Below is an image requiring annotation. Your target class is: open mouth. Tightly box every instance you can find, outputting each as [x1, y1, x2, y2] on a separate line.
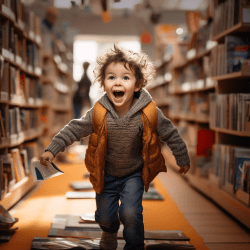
[113, 91, 124, 98]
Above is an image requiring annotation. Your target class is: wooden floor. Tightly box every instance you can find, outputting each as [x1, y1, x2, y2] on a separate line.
[9, 163, 250, 250]
[157, 168, 250, 250]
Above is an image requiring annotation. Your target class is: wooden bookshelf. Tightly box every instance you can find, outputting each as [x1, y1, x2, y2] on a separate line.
[150, 0, 250, 229]
[0, 2, 43, 210]
[0, 175, 35, 210]
[0, 2, 73, 211]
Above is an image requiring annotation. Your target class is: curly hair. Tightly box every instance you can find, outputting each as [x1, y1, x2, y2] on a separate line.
[93, 45, 155, 90]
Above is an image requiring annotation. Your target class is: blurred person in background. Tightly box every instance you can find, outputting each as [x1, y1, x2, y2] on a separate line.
[73, 62, 92, 118]
[41, 6, 61, 39]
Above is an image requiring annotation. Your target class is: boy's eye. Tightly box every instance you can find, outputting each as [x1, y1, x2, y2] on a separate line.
[123, 76, 129, 80]
[108, 76, 115, 80]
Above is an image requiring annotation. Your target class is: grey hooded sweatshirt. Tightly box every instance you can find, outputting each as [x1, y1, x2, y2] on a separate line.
[45, 89, 190, 177]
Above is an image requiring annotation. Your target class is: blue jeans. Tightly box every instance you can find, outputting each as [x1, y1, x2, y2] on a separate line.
[95, 170, 145, 250]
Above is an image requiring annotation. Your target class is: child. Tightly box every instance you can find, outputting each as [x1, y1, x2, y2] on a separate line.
[40, 45, 190, 250]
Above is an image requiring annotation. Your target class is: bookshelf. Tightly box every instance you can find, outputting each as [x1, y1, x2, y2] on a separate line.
[149, 0, 250, 229]
[0, 2, 74, 210]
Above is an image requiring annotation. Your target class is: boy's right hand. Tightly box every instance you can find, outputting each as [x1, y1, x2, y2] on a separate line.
[40, 151, 54, 166]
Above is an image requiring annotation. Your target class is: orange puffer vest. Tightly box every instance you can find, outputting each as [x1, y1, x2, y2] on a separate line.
[85, 101, 167, 194]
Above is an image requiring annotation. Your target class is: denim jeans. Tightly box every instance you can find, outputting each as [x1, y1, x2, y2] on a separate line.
[95, 170, 145, 250]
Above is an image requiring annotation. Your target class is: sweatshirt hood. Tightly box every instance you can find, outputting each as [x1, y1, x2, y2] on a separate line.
[98, 88, 153, 119]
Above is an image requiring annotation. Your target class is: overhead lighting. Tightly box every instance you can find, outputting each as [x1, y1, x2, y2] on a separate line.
[54, 0, 71, 8]
[176, 28, 183, 35]
[112, 0, 142, 9]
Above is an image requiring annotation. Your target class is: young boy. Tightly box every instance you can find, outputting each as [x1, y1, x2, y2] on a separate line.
[40, 45, 190, 250]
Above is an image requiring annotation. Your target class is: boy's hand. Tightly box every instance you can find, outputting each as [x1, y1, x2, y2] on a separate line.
[179, 164, 190, 174]
[40, 151, 54, 166]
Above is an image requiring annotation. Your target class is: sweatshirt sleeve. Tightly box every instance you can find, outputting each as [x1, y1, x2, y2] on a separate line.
[45, 107, 94, 157]
[156, 108, 190, 167]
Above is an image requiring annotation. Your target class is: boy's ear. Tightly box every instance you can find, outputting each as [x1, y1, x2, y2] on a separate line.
[135, 81, 143, 92]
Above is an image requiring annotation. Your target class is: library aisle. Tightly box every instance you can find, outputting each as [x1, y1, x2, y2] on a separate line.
[4, 147, 249, 250]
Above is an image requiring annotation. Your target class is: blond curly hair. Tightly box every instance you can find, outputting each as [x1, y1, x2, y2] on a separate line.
[93, 45, 155, 90]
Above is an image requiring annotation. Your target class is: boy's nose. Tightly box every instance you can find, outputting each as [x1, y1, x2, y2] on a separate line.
[115, 78, 122, 85]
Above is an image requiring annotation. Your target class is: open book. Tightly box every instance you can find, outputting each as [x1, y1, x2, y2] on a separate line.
[30, 160, 64, 182]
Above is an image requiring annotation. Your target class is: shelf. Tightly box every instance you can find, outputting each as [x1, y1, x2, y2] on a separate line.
[170, 84, 215, 95]
[169, 114, 209, 124]
[146, 80, 170, 91]
[213, 22, 250, 42]
[0, 175, 36, 210]
[0, 127, 44, 149]
[211, 71, 250, 81]
[155, 99, 171, 107]
[186, 174, 250, 229]
[210, 126, 250, 137]
[171, 49, 211, 70]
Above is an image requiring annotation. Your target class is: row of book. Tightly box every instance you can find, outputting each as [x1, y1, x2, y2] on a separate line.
[174, 34, 250, 83]
[0, 22, 42, 70]
[210, 35, 250, 77]
[212, 0, 250, 38]
[169, 92, 209, 121]
[0, 142, 41, 200]
[0, 62, 42, 103]
[212, 143, 250, 205]
[209, 93, 250, 132]
[0, 107, 39, 144]
[0, 0, 41, 40]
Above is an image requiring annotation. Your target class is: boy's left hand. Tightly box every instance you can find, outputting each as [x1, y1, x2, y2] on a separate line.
[179, 164, 190, 174]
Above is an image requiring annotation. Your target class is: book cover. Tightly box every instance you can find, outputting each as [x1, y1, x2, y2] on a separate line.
[30, 160, 64, 182]
[233, 45, 250, 72]
[233, 148, 250, 192]
[225, 36, 250, 74]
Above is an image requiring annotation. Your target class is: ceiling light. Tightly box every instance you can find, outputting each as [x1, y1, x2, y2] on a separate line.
[176, 28, 183, 35]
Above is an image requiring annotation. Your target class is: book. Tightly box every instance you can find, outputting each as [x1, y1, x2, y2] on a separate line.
[30, 237, 100, 250]
[225, 36, 250, 74]
[30, 160, 64, 182]
[30, 237, 195, 250]
[70, 181, 93, 190]
[0, 111, 6, 139]
[66, 188, 163, 200]
[49, 214, 190, 241]
[143, 187, 164, 200]
[0, 153, 16, 192]
[233, 148, 250, 192]
[233, 44, 250, 72]
[66, 191, 96, 199]
[79, 213, 95, 223]
[20, 149, 29, 175]
[0, 205, 18, 229]
[0, 158, 3, 200]
[10, 148, 26, 182]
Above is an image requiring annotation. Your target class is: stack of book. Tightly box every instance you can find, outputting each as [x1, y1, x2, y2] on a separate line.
[0, 205, 18, 242]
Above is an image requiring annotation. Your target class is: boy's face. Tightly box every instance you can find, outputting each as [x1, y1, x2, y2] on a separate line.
[104, 62, 140, 113]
